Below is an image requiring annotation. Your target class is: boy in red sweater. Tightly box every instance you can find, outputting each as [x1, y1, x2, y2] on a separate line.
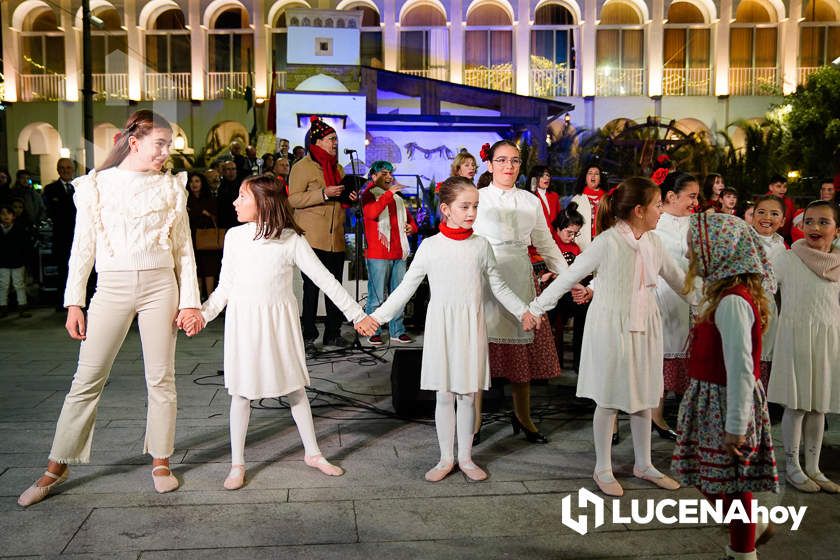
[361, 161, 418, 345]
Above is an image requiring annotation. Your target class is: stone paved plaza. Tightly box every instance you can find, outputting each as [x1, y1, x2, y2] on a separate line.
[1, 310, 838, 559]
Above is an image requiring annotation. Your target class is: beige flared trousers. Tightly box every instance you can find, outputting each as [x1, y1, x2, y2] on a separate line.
[49, 268, 179, 463]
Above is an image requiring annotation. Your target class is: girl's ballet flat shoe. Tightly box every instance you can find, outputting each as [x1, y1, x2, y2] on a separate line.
[460, 464, 488, 482]
[152, 465, 179, 494]
[806, 473, 840, 494]
[593, 471, 623, 497]
[223, 465, 246, 490]
[424, 463, 455, 482]
[633, 467, 680, 490]
[304, 454, 344, 477]
[784, 472, 820, 493]
[17, 469, 69, 507]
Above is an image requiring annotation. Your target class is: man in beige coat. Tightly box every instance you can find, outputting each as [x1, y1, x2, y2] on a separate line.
[288, 117, 357, 348]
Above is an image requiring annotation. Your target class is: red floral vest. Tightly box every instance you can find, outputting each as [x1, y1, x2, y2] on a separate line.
[687, 285, 762, 385]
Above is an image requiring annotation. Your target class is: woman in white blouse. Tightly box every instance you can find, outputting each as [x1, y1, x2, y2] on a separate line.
[18, 110, 203, 507]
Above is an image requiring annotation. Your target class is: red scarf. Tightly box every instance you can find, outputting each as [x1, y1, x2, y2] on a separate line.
[439, 220, 473, 240]
[583, 186, 604, 204]
[309, 144, 342, 188]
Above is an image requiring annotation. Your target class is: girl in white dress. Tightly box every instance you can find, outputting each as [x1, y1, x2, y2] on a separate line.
[198, 175, 369, 490]
[359, 177, 538, 482]
[651, 172, 700, 439]
[528, 177, 689, 497]
[768, 201, 840, 494]
[751, 195, 788, 389]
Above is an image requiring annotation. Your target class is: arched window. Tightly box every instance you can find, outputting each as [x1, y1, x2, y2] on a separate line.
[208, 6, 253, 99]
[342, 3, 383, 67]
[800, 0, 840, 82]
[19, 6, 66, 101]
[90, 6, 128, 100]
[465, 2, 514, 92]
[531, 2, 577, 97]
[399, 3, 449, 80]
[730, 0, 780, 95]
[662, 1, 711, 95]
[596, 0, 645, 96]
[270, 2, 310, 72]
[145, 8, 191, 99]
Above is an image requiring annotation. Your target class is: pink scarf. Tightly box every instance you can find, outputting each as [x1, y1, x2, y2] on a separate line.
[615, 221, 659, 332]
[791, 240, 840, 282]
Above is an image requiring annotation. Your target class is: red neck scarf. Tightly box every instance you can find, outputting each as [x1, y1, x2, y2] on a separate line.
[583, 186, 604, 201]
[439, 220, 473, 240]
[309, 144, 341, 188]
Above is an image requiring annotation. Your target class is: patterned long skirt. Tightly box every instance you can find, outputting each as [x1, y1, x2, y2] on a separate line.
[663, 357, 689, 394]
[671, 378, 779, 495]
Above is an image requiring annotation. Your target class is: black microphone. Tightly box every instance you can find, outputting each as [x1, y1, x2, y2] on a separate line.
[344, 148, 357, 155]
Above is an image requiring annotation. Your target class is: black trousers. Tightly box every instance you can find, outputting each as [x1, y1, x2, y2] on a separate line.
[550, 294, 589, 372]
[301, 248, 346, 341]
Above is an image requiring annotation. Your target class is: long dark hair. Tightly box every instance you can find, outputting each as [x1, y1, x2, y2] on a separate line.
[595, 177, 660, 234]
[575, 163, 603, 195]
[99, 110, 172, 171]
[243, 174, 304, 239]
[528, 165, 551, 193]
[186, 172, 212, 200]
[702, 173, 723, 200]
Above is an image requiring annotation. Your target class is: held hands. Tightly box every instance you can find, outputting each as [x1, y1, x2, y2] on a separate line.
[571, 284, 592, 305]
[355, 315, 380, 337]
[521, 311, 541, 332]
[66, 306, 86, 340]
[723, 432, 747, 460]
[175, 308, 205, 337]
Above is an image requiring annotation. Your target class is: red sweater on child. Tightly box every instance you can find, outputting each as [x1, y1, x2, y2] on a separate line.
[361, 185, 418, 260]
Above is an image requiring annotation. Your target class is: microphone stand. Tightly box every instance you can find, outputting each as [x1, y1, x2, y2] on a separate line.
[311, 149, 386, 362]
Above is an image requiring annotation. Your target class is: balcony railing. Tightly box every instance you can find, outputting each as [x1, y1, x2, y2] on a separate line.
[206, 72, 251, 100]
[92, 73, 129, 101]
[729, 67, 780, 96]
[797, 66, 821, 85]
[595, 68, 645, 96]
[531, 67, 576, 97]
[463, 67, 514, 93]
[662, 67, 712, 96]
[399, 67, 450, 81]
[145, 72, 191, 100]
[19, 74, 66, 101]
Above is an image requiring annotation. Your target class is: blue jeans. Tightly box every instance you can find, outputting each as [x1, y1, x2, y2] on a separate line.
[365, 258, 407, 337]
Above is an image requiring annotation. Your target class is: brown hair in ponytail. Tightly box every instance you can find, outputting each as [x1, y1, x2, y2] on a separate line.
[595, 176, 660, 235]
[98, 110, 173, 171]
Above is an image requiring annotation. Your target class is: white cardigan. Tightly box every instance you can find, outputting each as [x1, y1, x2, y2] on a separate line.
[64, 168, 201, 309]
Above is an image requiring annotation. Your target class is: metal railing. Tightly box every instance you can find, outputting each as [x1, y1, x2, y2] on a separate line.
[530, 67, 576, 97]
[797, 66, 820, 85]
[206, 72, 251, 100]
[399, 67, 450, 81]
[729, 67, 780, 96]
[463, 67, 514, 93]
[145, 72, 191, 100]
[92, 73, 129, 101]
[594, 67, 645, 96]
[662, 67, 712, 96]
[19, 74, 66, 101]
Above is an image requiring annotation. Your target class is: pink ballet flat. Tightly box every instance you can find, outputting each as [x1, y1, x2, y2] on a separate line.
[633, 466, 680, 490]
[424, 462, 454, 482]
[152, 465, 179, 494]
[17, 469, 69, 507]
[304, 454, 344, 477]
[223, 465, 246, 490]
[460, 462, 488, 482]
[593, 470, 623, 497]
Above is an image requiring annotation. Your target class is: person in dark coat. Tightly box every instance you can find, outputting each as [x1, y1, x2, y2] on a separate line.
[42, 158, 78, 304]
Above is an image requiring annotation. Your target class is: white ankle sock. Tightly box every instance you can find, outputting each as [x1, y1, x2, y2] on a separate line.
[456, 393, 476, 466]
[782, 408, 806, 478]
[229, 395, 252, 466]
[287, 389, 321, 457]
[803, 411, 825, 476]
[593, 406, 618, 481]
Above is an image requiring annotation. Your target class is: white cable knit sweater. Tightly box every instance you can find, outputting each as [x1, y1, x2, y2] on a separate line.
[63, 167, 201, 309]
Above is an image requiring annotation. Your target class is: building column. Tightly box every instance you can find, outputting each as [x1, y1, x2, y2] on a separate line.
[647, 0, 664, 97]
[60, 0, 79, 102]
[714, 0, 732, 96]
[124, 0, 142, 100]
[580, 0, 597, 97]
[514, 0, 531, 95]
[383, 0, 398, 71]
[189, 0, 205, 100]
[450, 0, 465, 84]
[2, 1, 19, 101]
[252, 0, 267, 98]
[781, 0, 802, 94]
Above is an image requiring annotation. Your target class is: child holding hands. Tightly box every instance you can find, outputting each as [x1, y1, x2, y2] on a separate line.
[358, 177, 539, 482]
[196, 175, 370, 490]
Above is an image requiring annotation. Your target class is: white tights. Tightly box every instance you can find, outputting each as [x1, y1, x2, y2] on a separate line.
[434, 391, 477, 467]
[781, 407, 826, 479]
[593, 406, 663, 482]
[229, 389, 321, 465]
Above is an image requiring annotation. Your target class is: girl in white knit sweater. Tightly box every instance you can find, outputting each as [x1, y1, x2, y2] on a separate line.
[196, 175, 369, 490]
[18, 110, 203, 507]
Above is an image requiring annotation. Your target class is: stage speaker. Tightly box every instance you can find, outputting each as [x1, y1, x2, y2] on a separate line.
[390, 348, 505, 418]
